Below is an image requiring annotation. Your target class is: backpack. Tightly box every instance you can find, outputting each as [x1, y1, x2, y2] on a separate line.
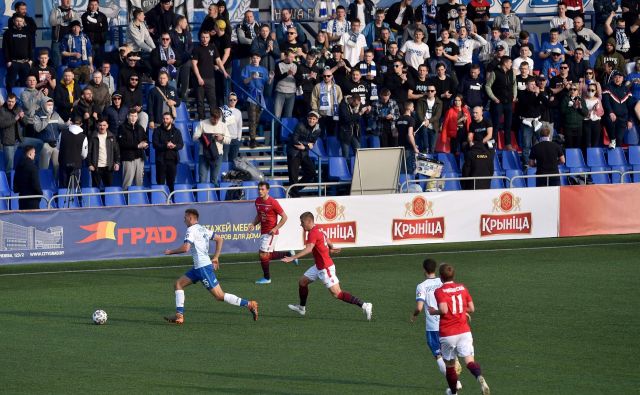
[225, 183, 245, 201]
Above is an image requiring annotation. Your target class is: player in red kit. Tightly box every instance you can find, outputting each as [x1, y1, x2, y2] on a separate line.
[248, 181, 296, 284]
[429, 263, 490, 395]
[282, 212, 373, 320]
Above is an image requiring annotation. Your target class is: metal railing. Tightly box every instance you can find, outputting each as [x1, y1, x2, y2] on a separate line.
[166, 184, 287, 203]
[286, 182, 352, 198]
[400, 175, 512, 192]
[621, 171, 640, 183]
[0, 194, 49, 211]
[510, 170, 625, 186]
[48, 188, 169, 209]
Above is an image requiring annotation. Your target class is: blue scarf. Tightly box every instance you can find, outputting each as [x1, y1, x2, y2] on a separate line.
[319, 81, 338, 115]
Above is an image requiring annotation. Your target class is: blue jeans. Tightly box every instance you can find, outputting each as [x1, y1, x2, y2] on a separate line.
[341, 136, 360, 158]
[520, 123, 537, 165]
[404, 149, 417, 175]
[417, 128, 437, 153]
[223, 139, 241, 163]
[3, 145, 17, 173]
[491, 101, 513, 145]
[199, 155, 223, 186]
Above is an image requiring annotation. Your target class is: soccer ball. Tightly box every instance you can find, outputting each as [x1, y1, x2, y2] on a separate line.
[92, 309, 108, 325]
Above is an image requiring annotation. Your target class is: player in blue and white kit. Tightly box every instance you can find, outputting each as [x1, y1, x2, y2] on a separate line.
[164, 208, 259, 324]
[411, 258, 462, 391]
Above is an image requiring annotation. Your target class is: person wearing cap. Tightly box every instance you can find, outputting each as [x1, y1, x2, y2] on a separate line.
[594, 38, 626, 77]
[146, 0, 178, 42]
[286, 111, 321, 198]
[60, 19, 94, 84]
[126, 8, 156, 54]
[3, 15, 34, 94]
[541, 48, 565, 80]
[49, 0, 81, 68]
[117, 72, 149, 130]
[103, 91, 128, 136]
[242, 52, 273, 148]
[539, 28, 565, 60]
[480, 26, 508, 66]
[602, 71, 635, 149]
[492, 0, 521, 40]
[81, 0, 108, 67]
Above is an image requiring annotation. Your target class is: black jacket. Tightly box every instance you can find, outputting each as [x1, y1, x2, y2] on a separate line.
[118, 121, 148, 161]
[0, 104, 24, 146]
[348, 0, 375, 25]
[518, 90, 548, 119]
[13, 156, 42, 196]
[72, 98, 100, 135]
[145, 3, 178, 41]
[103, 104, 129, 136]
[81, 10, 108, 45]
[147, 84, 181, 124]
[338, 100, 362, 143]
[117, 86, 143, 110]
[88, 130, 120, 170]
[385, 2, 415, 31]
[287, 121, 321, 157]
[53, 80, 82, 122]
[152, 124, 184, 164]
[2, 26, 33, 61]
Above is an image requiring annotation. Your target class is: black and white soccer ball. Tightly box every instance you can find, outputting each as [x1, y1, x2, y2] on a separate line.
[92, 309, 108, 325]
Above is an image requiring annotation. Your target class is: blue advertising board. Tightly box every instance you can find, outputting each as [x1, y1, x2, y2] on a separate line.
[0, 202, 260, 265]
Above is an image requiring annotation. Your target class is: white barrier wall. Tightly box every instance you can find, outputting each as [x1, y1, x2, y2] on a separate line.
[277, 188, 560, 250]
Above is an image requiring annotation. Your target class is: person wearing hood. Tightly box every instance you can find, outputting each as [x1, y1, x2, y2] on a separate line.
[0, 93, 25, 174]
[594, 38, 626, 77]
[53, 68, 82, 122]
[88, 118, 120, 189]
[29, 97, 67, 174]
[60, 19, 94, 84]
[103, 92, 128, 136]
[147, 70, 180, 130]
[116, 72, 149, 130]
[87, 70, 110, 113]
[20, 75, 46, 119]
[118, 108, 148, 189]
[58, 115, 88, 188]
[72, 87, 100, 135]
[152, 112, 183, 192]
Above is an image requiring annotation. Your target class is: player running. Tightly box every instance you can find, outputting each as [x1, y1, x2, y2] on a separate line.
[164, 208, 259, 324]
[248, 181, 297, 284]
[282, 212, 373, 320]
[411, 258, 462, 391]
[428, 263, 490, 395]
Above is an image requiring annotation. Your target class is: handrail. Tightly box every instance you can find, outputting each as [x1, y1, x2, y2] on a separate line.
[286, 182, 352, 198]
[0, 194, 48, 211]
[510, 170, 624, 186]
[400, 175, 511, 192]
[49, 189, 169, 209]
[166, 184, 288, 203]
[621, 171, 640, 183]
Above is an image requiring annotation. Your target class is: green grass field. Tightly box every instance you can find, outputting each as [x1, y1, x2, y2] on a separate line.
[1, 235, 639, 394]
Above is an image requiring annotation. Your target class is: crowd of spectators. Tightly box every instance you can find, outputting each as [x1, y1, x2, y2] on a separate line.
[1, 0, 640, 208]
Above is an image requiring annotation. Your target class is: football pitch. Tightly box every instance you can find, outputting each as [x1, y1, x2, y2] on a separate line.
[1, 235, 638, 394]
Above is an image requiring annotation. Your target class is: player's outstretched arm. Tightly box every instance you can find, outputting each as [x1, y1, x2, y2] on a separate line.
[210, 235, 223, 270]
[164, 242, 190, 255]
[411, 301, 424, 322]
[327, 239, 341, 254]
[282, 243, 314, 263]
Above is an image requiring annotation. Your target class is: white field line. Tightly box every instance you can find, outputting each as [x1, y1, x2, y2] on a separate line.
[0, 241, 637, 277]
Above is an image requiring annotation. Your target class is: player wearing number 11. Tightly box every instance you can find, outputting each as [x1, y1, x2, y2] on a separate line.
[429, 263, 490, 395]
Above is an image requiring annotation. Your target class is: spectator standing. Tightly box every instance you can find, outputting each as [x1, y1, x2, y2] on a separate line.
[192, 108, 229, 186]
[593, 0, 619, 41]
[397, 101, 418, 174]
[88, 118, 120, 189]
[147, 70, 180, 130]
[550, 3, 573, 34]
[60, 20, 94, 84]
[441, 95, 471, 155]
[72, 87, 100, 135]
[212, 19, 232, 101]
[81, 0, 108, 67]
[30, 49, 57, 96]
[372, 88, 400, 147]
[415, 0, 438, 47]
[468, 0, 491, 36]
[417, 84, 442, 154]
[57, 116, 88, 188]
[529, 127, 565, 187]
[314, 0, 339, 32]
[604, 12, 633, 59]
[152, 112, 183, 192]
[602, 71, 635, 149]
[311, 70, 343, 137]
[3, 15, 34, 94]
[236, 11, 261, 68]
[363, 9, 394, 48]
[191, 31, 228, 120]
[127, 9, 156, 54]
[12, 145, 42, 210]
[348, 0, 374, 29]
[20, 76, 46, 119]
[453, 27, 486, 81]
[169, 16, 193, 101]
[385, 0, 415, 40]
[117, 73, 149, 130]
[582, 82, 604, 150]
[118, 109, 148, 189]
[518, 78, 548, 165]
[273, 50, 300, 130]
[594, 39, 626, 77]
[338, 94, 366, 158]
[297, 52, 322, 117]
[400, 28, 430, 76]
[325, 45, 352, 89]
[251, 25, 280, 73]
[49, 0, 81, 68]
[564, 0, 584, 20]
[53, 69, 82, 122]
[492, 1, 521, 43]
[287, 111, 321, 198]
[8, 2, 37, 44]
[0, 94, 25, 174]
[31, 98, 67, 173]
[560, 16, 602, 61]
[560, 83, 588, 149]
[100, 62, 116, 95]
[327, 6, 351, 44]
[146, 0, 178, 42]
[486, 57, 517, 150]
[103, 92, 128, 136]
[275, 9, 307, 48]
[150, 33, 182, 84]
[339, 19, 367, 67]
[87, 71, 110, 114]
[221, 93, 242, 163]
[457, 64, 485, 111]
[242, 53, 273, 148]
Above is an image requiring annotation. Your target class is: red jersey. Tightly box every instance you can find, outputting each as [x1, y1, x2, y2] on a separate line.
[255, 196, 284, 235]
[434, 281, 473, 337]
[306, 226, 334, 270]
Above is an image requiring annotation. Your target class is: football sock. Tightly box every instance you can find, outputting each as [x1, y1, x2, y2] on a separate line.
[223, 293, 248, 307]
[175, 290, 185, 314]
[445, 366, 458, 394]
[299, 285, 309, 306]
[436, 357, 446, 375]
[467, 361, 482, 378]
[270, 251, 286, 260]
[259, 256, 270, 279]
[337, 291, 364, 307]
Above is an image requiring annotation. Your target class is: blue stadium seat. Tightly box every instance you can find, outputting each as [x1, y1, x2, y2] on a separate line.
[589, 167, 611, 184]
[176, 121, 192, 148]
[127, 186, 149, 205]
[0, 151, 4, 171]
[40, 189, 55, 209]
[0, 171, 9, 195]
[175, 103, 189, 123]
[328, 157, 352, 181]
[81, 187, 103, 207]
[219, 182, 235, 201]
[173, 184, 195, 203]
[367, 135, 381, 148]
[565, 148, 589, 172]
[526, 167, 537, 188]
[196, 182, 218, 202]
[267, 180, 286, 199]
[624, 124, 639, 145]
[529, 32, 540, 52]
[326, 136, 342, 157]
[9, 192, 19, 210]
[607, 148, 632, 183]
[437, 153, 460, 174]
[175, 163, 194, 184]
[586, 147, 609, 168]
[104, 186, 126, 206]
[81, 166, 92, 188]
[491, 173, 504, 189]
[280, 117, 298, 143]
[493, 151, 505, 175]
[501, 150, 522, 170]
[12, 87, 25, 98]
[150, 184, 170, 204]
[39, 168, 57, 191]
[243, 181, 258, 200]
[178, 144, 193, 165]
[56, 188, 80, 208]
[442, 172, 461, 191]
[309, 138, 328, 163]
[506, 170, 526, 188]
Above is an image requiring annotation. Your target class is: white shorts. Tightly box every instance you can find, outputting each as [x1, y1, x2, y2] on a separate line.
[303, 265, 340, 288]
[259, 234, 278, 252]
[440, 332, 474, 361]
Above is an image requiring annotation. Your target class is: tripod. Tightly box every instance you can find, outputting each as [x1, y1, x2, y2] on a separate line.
[64, 167, 82, 208]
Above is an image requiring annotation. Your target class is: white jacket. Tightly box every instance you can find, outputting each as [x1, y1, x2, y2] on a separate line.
[192, 119, 230, 155]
